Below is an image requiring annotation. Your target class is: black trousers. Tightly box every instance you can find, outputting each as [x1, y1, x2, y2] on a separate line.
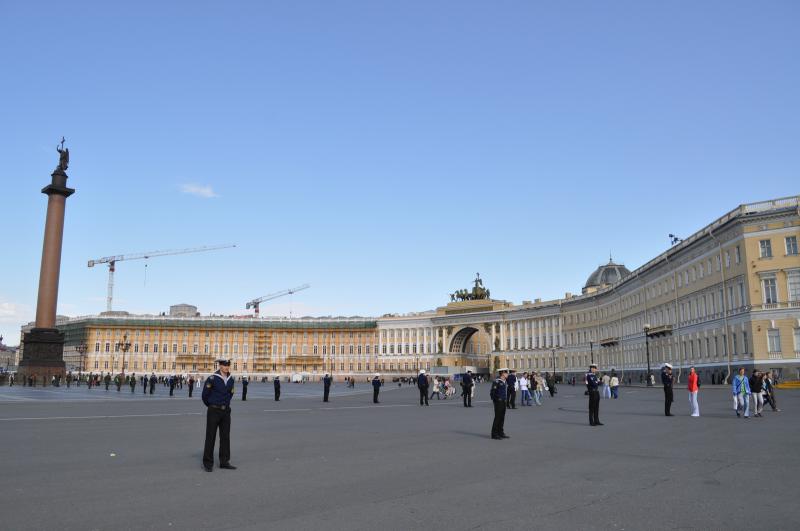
[189, 386, 193, 398]
[130, 385, 135, 393]
[463, 385, 472, 407]
[507, 389, 516, 409]
[419, 387, 429, 405]
[150, 385, 155, 394]
[323, 386, 330, 402]
[242, 388, 247, 401]
[274, 388, 280, 401]
[491, 400, 506, 437]
[664, 386, 673, 415]
[203, 407, 231, 468]
[169, 386, 174, 396]
[373, 388, 379, 403]
[766, 392, 777, 411]
[589, 389, 600, 425]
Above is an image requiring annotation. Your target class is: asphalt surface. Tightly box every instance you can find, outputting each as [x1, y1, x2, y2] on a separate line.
[0, 382, 798, 531]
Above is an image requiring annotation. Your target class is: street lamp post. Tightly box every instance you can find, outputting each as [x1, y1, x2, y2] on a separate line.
[589, 341, 594, 366]
[75, 343, 88, 374]
[644, 325, 652, 386]
[551, 348, 556, 381]
[115, 333, 131, 382]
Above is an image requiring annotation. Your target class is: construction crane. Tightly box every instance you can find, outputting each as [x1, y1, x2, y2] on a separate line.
[88, 244, 236, 312]
[246, 284, 310, 317]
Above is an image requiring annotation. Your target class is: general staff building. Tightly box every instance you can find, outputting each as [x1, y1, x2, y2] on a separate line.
[20, 196, 800, 383]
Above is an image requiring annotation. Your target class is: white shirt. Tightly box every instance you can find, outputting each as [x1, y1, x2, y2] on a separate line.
[519, 377, 529, 391]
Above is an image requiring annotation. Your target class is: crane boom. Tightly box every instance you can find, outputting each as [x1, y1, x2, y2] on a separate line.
[88, 244, 236, 311]
[246, 284, 310, 316]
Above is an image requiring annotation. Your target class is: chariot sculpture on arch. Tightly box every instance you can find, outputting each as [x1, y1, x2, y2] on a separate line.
[450, 273, 491, 301]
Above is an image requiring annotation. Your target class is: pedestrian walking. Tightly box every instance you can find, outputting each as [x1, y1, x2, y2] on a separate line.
[417, 370, 429, 406]
[586, 364, 602, 426]
[601, 373, 611, 399]
[202, 359, 236, 472]
[188, 375, 195, 398]
[462, 370, 474, 407]
[323, 373, 332, 402]
[241, 376, 248, 401]
[661, 363, 674, 416]
[749, 370, 764, 417]
[273, 376, 281, 401]
[129, 373, 136, 393]
[506, 370, 517, 409]
[545, 372, 556, 397]
[763, 371, 780, 412]
[687, 366, 700, 417]
[490, 368, 510, 440]
[372, 373, 381, 403]
[169, 375, 175, 397]
[429, 377, 441, 400]
[149, 373, 157, 395]
[733, 367, 751, 418]
[519, 373, 532, 406]
[610, 372, 619, 399]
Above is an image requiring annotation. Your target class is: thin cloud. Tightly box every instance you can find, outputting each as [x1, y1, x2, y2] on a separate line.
[180, 183, 219, 198]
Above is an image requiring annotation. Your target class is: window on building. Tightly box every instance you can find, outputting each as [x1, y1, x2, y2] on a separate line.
[762, 277, 778, 304]
[767, 329, 781, 353]
[759, 239, 772, 258]
[735, 245, 741, 264]
[786, 236, 799, 256]
[794, 328, 800, 353]
[788, 271, 800, 302]
[742, 331, 748, 356]
[94, 342, 100, 352]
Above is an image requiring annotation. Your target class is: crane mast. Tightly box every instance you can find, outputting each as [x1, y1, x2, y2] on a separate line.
[88, 244, 236, 311]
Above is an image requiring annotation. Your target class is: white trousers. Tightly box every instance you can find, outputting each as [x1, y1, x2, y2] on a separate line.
[689, 391, 699, 416]
[751, 393, 764, 415]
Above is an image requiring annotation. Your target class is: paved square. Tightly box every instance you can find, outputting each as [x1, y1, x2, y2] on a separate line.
[1, 382, 798, 530]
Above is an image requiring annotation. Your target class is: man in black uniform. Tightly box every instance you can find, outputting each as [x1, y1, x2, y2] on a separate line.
[104, 373, 111, 391]
[586, 363, 602, 426]
[661, 363, 674, 416]
[371, 373, 381, 403]
[169, 375, 175, 397]
[202, 359, 236, 472]
[241, 376, 248, 401]
[323, 373, 332, 402]
[149, 373, 157, 395]
[506, 370, 517, 409]
[462, 370, 474, 407]
[273, 376, 281, 401]
[417, 370, 429, 406]
[188, 375, 195, 398]
[490, 368, 509, 440]
[129, 373, 136, 393]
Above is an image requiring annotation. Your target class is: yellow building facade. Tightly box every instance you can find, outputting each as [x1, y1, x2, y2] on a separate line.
[21, 196, 800, 382]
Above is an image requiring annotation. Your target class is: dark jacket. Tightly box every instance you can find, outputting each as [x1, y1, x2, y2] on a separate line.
[372, 378, 381, 389]
[202, 371, 235, 407]
[749, 375, 763, 393]
[661, 370, 673, 387]
[323, 376, 332, 388]
[586, 372, 599, 391]
[462, 373, 473, 387]
[417, 374, 428, 388]
[490, 378, 508, 401]
[274, 379, 281, 389]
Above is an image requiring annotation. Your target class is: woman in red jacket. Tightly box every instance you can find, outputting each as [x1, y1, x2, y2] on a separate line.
[687, 366, 700, 417]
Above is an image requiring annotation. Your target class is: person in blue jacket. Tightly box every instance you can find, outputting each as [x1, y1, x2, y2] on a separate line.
[586, 364, 602, 426]
[372, 373, 382, 403]
[201, 359, 236, 472]
[732, 366, 752, 418]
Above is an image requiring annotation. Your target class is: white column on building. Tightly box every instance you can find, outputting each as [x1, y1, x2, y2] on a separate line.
[499, 322, 506, 352]
[558, 316, 563, 347]
[491, 323, 497, 352]
[524, 320, 530, 349]
[544, 318, 550, 348]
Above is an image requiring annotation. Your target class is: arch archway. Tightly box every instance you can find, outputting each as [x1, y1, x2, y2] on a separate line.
[449, 326, 479, 353]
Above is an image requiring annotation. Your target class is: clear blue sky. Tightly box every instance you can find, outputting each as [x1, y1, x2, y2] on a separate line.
[1, 1, 798, 345]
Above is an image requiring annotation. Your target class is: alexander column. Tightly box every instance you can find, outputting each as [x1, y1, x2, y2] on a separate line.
[18, 138, 75, 386]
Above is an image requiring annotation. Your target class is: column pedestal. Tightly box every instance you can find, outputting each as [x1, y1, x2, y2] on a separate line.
[18, 328, 66, 386]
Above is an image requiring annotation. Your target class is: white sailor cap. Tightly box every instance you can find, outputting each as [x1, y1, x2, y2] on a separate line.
[664, 363, 673, 369]
[497, 367, 510, 373]
[419, 369, 426, 374]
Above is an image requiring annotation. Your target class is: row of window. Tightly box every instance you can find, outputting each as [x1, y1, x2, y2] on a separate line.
[760, 236, 798, 258]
